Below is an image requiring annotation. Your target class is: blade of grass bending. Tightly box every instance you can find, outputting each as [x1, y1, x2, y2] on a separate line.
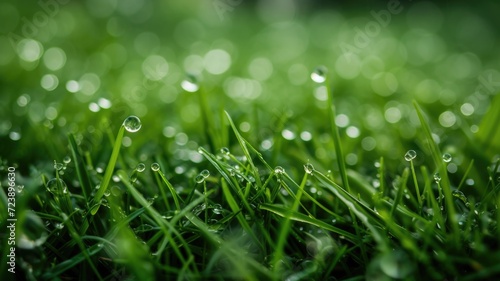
[61, 213, 103, 280]
[325, 76, 350, 192]
[271, 172, 309, 273]
[409, 159, 423, 209]
[324, 76, 368, 261]
[413, 101, 459, 240]
[117, 170, 198, 273]
[41, 243, 104, 280]
[220, 177, 263, 249]
[390, 167, 410, 217]
[259, 203, 357, 242]
[68, 133, 92, 201]
[156, 169, 182, 212]
[225, 111, 262, 187]
[91, 125, 125, 215]
[313, 170, 388, 248]
[198, 86, 222, 151]
[457, 159, 474, 191]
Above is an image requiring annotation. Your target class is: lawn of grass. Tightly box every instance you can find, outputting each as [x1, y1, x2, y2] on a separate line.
[1, 1, 500, 280]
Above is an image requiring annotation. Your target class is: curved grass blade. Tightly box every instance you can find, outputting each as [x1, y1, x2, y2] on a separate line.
[91, 125, 125, 215]
[259, 203, 357, 242]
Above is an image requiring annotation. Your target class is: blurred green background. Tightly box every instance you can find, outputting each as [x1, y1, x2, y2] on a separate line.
[1, 0, 499, 177]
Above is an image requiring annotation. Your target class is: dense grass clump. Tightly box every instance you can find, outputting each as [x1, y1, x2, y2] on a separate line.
[2, 88, 499, 280]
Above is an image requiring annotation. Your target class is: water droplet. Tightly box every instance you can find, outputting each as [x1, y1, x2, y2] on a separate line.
[274, 166, 285, 175]
[63, 156, 71, 164]
[452, 190, 468, 204]
[220, 147, 230, 155]
[46, 178, 68, 194]
[433, 173, 441, 183]
[151, 163, 160, 172]
[442, 153, 452, 163]
[304, 163, 314, 175]
[195, 174, 205, 183]
[181, 73, 199, 92]
[404, 150, 417, 161]
[54, 161, 64, 171]
[123, 115, 142, 133]
[136, 163, 146, 172]
[212, 204, 223, 215]
[311, 65, 328, 83]
[200, 169, 210, 178]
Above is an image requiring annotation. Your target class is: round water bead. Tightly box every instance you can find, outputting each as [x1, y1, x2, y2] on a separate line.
[310, 65, 328, 83]
[63, 156, 71, 164]
[46, 178, 68, 194]
[200, 169, 210, 178]
[151, 163, 160, 172]
[452, 190, 468, 204]
[433, 173, 441, 183]
[304, 163, 314, 175]
[195, 174, 205, 183]
[54, 162, 64, 171]
[181, 74, 199, 92]
[404, 150, 417, 161]
[220, 147, 230, 155]
[274, 166, 285, 175]
[123, 115, 142, 133]
[442, 153, 452, 163]
[136, 163, 146, 172]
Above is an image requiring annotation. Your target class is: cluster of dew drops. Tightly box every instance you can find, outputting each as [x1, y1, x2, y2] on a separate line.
[403, 149, 469, 205]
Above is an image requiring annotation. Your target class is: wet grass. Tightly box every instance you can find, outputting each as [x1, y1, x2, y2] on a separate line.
[2, 77, 499, 280]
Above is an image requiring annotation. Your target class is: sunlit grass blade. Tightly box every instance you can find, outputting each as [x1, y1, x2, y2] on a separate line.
[90, 125, 125, 215]
[271, 172, 308, 272]
[390, 167, 409, 217]
[312, 169, 388, 248]
[225, 111, 262, 187]
[413, 101, 459, 240]
[259, 203, 357, 242]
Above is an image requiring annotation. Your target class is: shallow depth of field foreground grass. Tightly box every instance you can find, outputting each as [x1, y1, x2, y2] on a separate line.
[1, 1, 500, 280]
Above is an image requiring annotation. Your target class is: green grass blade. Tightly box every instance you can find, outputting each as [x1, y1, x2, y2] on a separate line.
[413, 101, 459, 240]
[313, 169, 388, 248]
[116, 170, 197, 272]
[68, 133, 92, 201]
[225, 111, 262, 187]
[259, 203, 357, 242]
[220, 177, 262, 248]
[41, 243, 104, 279]
[91, 125, 125, 215]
